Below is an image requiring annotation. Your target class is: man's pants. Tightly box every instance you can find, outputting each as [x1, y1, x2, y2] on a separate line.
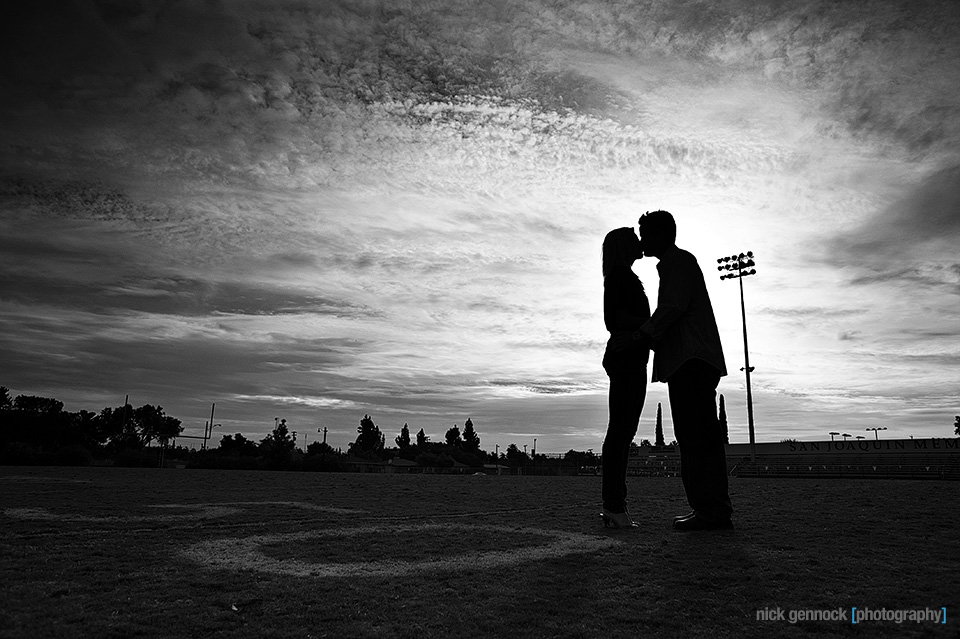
[667, 359, 733, 521]
[602, 370, 646, 513]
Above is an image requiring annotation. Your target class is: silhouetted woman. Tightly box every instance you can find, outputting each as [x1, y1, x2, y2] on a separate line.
[600, 227, 651, 528]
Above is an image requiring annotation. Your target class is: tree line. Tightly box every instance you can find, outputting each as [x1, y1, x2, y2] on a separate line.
[343, 414, 596, 471]
[219, 413, 601, 473]
[0, 387, 601, 472]
[0, 386, 184, 466]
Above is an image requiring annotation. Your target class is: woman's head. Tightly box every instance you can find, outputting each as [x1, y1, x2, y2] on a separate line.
[602, 227, 642, 277]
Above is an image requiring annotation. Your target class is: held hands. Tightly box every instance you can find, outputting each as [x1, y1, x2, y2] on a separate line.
[608, 331, 637, 353]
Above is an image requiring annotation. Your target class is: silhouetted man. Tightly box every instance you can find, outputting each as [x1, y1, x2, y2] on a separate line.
[635, 210, 733, 530]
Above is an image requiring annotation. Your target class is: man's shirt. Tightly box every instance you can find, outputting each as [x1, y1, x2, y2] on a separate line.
[640, 245, 727, 382]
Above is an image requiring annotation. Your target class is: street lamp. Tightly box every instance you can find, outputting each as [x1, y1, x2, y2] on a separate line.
[718, 251, 757, 459]
[829, 432, 840, 441]
[866, 427, 887, 440]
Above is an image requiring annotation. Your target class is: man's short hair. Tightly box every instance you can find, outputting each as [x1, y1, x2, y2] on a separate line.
[638, 210, 676, 243]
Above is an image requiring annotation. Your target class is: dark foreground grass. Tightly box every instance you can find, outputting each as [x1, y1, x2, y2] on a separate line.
[1, 466, 957, 639]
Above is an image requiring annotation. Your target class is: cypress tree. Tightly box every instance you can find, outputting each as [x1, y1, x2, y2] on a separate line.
[655, 403, 665, 447]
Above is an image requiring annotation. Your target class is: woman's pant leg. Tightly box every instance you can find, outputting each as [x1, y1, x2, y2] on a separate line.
[602, 370, 647, 512]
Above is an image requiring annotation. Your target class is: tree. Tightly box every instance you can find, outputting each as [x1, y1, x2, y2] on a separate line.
[396, 423, 411, 448]
[306, 440, 336, 456]
[415, 451, 440, 468]
[350, 414, 385, 457]
[718, 394, 729, 444]
[1, 393, 71, 450]
[505, 443, 529, 466]
[416, 428, 429, 448]
[655, 403, 665, 447]
[445, 425, 462, 448]
[219, 433, 259, 456]
[13, 395, 64, 414]
[132, 404, 183, 445]
[92, 405, 132, 451]
[563, 449, 600, 474]
[0, 392, 184, 457]
[93, 403, 181, 451]
[260, 419, 296, 467]
[462, 418, 480, 452]
[66, 410, 101, 450]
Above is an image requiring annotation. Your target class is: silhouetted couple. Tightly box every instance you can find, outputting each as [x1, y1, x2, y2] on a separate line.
[600, 210, 733, 531]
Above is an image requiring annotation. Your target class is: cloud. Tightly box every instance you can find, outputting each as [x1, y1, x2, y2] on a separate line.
[483, 378, 601, 396]
[233, 394, 357, 410]
[0, 304, 366, 406]
[826, 164, 960, 297]
[3, 0, 815, 191]
[837, 164, 960, 256]
[0, 180, 383, 319]
[554, 0, 960, 154]
[3, 0, 959, 449]
[758, 306, 863, 320]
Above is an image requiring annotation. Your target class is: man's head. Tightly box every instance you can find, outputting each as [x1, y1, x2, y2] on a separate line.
[637, 209, 676, 258]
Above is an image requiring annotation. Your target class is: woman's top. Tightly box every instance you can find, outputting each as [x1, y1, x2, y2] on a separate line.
[602, 269, 651, 374]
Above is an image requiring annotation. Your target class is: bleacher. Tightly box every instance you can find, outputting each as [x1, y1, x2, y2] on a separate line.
[730, 453, 960, 480]
[628, 455, 681, 477]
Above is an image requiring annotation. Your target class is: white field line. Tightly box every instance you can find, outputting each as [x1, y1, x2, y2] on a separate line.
[3, 505, 243, 523]
[180, 523, 622, 578]
[3, 501, 363, 523]
[0, 475, 90, 484]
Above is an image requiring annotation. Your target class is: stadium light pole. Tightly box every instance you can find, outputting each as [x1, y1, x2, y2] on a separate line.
[866, 427, 887, 440]
[718, 251, 757, 459]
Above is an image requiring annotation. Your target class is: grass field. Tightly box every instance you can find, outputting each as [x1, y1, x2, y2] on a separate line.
[1, 467, 957, 638]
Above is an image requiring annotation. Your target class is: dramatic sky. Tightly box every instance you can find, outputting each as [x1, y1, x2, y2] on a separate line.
[2, 0, 958, 452]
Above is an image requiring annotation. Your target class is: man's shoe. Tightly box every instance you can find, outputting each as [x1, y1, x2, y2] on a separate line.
[673, 511, 696, 522]
[672, 515, 734, 531]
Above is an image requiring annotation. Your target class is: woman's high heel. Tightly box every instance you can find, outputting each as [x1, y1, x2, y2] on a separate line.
[600, 509, 638, 529]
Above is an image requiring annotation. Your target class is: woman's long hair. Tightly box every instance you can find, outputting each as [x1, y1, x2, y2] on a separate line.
[602, 227, 639, 278]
